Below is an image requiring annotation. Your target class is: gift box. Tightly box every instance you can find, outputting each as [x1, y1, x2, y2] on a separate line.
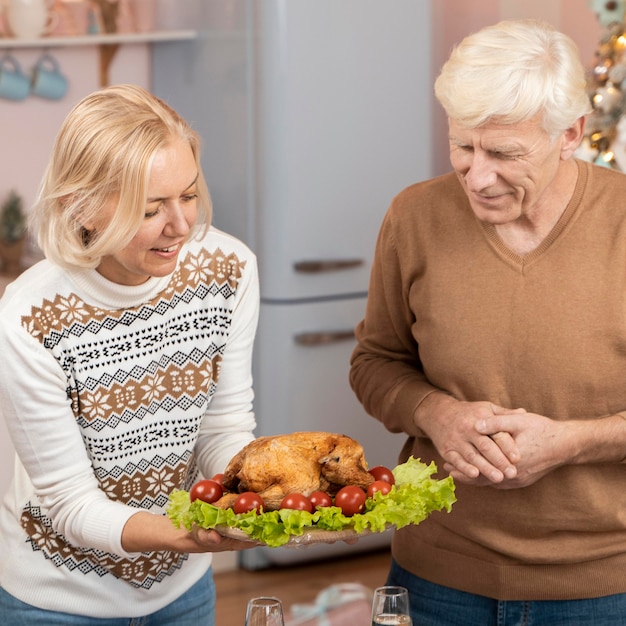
[286, 583, 372, 626]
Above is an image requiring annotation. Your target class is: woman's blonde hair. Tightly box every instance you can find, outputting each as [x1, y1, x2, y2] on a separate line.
[32, 84, 212, 269]
[434, 19, 592, 138]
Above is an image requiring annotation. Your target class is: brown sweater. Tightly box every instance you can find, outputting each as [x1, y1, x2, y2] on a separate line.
[350, 159, 626, 600]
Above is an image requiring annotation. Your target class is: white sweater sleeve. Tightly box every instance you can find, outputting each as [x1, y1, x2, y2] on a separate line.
[0, 318, 136, 558]
[194, 251, 259, 476]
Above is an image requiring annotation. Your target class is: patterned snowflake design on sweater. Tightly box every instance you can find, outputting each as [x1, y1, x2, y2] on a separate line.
[19, 247, 246, 588]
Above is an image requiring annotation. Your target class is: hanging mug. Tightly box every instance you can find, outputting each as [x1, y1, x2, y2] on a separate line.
[31, 53, 68, 100]
[0, 55, 30, 101]
[7, 0, 58, 39]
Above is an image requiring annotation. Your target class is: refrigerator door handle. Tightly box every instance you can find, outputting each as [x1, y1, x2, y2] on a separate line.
[294, 329, 356, 346]
[293, 258, 364, 273]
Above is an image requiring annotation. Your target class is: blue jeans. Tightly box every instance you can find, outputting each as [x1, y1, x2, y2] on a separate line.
[387, 559, 626, 626]
[0, 568, 215, 625]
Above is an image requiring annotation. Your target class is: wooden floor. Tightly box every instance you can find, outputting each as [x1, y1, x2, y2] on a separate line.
[214, 548, 391, 624]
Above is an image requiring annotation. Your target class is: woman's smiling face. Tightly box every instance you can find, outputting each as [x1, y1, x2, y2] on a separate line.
[96, 137, 199, 286]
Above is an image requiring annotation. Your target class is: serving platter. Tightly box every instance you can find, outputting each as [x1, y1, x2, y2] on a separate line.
[215, 524, 393, 548]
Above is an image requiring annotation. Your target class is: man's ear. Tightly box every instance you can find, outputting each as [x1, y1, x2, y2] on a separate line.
[561, 116, 586, 160]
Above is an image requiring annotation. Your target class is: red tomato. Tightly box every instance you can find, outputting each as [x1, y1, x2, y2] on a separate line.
[280, 493, 314, 513]
[233, 492, 264, 514]
[367, 480, 392, 499]
[189, 479, 223, 504]
[368, 465, 395, 485]
[211, 473, 225, 487]
[334, 485, 366, 516]
[309, 490, 333, 509]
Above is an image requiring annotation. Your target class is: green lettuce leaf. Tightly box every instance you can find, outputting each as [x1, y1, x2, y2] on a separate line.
[166, 456, 456, 548]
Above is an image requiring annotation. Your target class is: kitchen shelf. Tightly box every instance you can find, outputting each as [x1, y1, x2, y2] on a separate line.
[0, 30, 198, 49]
[0, 30, 198, 86]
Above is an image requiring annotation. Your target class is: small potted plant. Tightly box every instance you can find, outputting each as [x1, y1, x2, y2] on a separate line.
[0, 190, 26, 275]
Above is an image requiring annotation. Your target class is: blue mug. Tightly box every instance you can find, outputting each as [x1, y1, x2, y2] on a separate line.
[31, 54, 68, 101]
[0, 55, 30, 101]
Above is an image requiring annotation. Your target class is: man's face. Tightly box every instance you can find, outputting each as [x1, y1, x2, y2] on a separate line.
[448, 116, 566, 226]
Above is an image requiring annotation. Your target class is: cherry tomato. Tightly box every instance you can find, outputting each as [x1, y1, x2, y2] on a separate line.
[368, 465, 395, 485]
[233, 492, 264, 514]
[211, 473, 225, 487]
[309, 490, 333, 509]
[334, 485, 366, 516]
[367, 480, 393, 498]
[280, 493, 314, 513]
[189, 479, 224, 504]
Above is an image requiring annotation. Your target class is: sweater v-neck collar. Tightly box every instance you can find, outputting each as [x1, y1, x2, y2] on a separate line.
[481, 159, 587, 267]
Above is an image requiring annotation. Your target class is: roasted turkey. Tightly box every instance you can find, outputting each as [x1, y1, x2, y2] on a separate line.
[213, 431, 375, 511]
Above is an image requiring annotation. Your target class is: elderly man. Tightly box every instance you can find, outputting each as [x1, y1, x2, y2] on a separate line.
[351, 19, 626, 625]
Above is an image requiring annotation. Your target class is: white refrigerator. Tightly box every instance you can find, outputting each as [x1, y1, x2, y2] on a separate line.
[153, 0, 433, 568]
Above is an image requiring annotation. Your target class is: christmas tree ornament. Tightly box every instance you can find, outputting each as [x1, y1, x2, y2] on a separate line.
[589, 0, 626, 27]
[577, 3, 626, 168]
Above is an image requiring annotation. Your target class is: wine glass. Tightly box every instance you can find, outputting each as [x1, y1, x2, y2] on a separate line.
[371, 585, 412, 625]
[244, 596, 285, 626]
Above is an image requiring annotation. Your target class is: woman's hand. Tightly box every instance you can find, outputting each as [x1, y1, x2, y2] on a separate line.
[190, 526, 257, 552]
[121, 512, 256, 554]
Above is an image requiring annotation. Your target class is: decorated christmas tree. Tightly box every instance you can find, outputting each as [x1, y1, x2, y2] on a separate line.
[578, 0, 626, 168]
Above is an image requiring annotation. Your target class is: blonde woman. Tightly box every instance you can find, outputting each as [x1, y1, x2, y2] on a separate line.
[0, 84, 258, 625]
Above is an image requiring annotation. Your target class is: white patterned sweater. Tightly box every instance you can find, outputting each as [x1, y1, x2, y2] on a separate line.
[0, 226, 258, 618]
